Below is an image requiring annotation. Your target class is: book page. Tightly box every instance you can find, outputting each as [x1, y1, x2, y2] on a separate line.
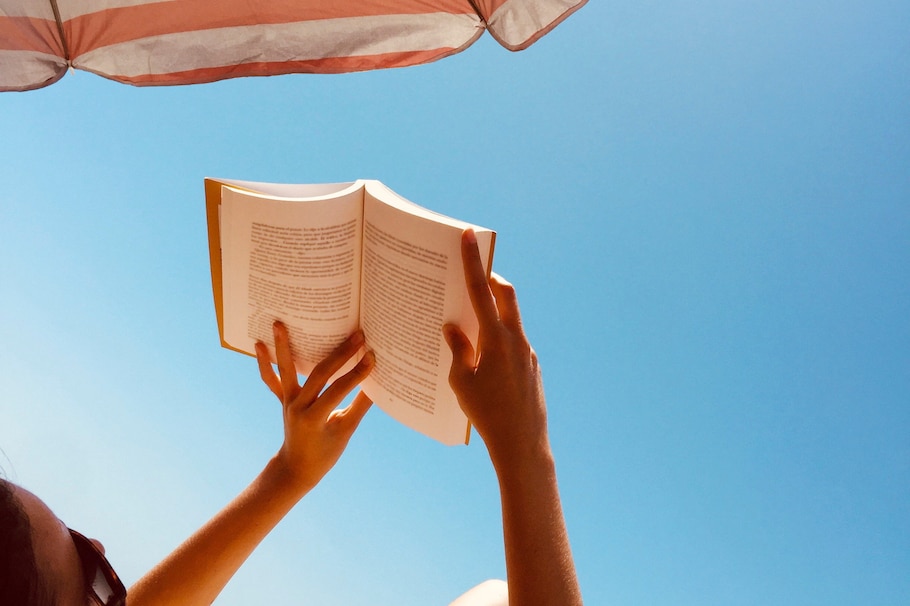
[220, 185, 364, 375]
[213, 178, 358, 199]
[359, 182, 494, 445]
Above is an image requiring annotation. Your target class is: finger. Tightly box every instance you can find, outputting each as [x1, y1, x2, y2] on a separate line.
[308, 350, 374, 421]
[255, 341, 282, 400]
[444, 323, 476, 387]
[297, 331, 366, 405]
[461, 229, 499, 329]
[332, 391, 373, 437]
[489, 273, 524, 333]
[273, 321, 299, 398]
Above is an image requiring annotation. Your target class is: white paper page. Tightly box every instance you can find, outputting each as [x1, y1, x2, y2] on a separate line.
[359, 188, 494, 445]
[213, 178, 360, 199]
[363, 180, 483, 227]
[220, 186, 364, 375]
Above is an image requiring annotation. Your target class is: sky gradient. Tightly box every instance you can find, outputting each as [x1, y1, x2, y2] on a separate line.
[1, 1, 908, 604]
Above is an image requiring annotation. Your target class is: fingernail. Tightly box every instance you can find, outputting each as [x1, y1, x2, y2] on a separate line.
[351, 330, 365, 346]
[464, 228, 477, 244]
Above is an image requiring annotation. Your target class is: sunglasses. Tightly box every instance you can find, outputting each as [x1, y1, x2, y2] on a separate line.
[68, 529, 127, 606]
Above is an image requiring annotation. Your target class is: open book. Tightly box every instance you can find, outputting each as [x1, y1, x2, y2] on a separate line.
[205, 178, 495, 445]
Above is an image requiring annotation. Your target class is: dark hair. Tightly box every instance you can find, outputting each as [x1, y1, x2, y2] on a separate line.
[0, 479, 50, 606]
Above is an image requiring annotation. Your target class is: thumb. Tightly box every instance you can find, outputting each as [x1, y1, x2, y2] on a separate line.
[334, 391, 373, 438]
[444, 324, 476, 388]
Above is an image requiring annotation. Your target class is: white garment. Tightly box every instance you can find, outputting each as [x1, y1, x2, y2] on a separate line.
[448, 580, 508, 606]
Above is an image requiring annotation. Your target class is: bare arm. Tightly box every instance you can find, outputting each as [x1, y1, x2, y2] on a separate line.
[444, 229, 583, 606]
[127, 324, 373, 606]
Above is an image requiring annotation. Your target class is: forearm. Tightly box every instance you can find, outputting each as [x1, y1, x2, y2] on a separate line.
[127, 457, 309, 606]
[493, 445, 583, 606]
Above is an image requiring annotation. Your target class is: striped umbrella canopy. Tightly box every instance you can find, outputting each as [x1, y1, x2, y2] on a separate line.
[1, 0, 586, 92]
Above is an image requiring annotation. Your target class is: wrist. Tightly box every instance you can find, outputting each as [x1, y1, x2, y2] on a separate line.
[488, 434, 557, 486]
[261, 454, 317, 502]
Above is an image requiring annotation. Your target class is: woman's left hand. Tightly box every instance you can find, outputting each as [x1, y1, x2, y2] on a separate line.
[256, 322, 374, 494]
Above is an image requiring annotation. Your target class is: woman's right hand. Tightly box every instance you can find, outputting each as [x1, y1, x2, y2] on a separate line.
[443, 229, 550, 468]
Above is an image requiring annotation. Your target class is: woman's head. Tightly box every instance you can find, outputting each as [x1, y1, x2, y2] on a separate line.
[1, 478, 49, 604]
[0, 479, 98, 606]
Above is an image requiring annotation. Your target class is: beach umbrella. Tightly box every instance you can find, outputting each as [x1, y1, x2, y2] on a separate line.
[0, 0, 586, 92]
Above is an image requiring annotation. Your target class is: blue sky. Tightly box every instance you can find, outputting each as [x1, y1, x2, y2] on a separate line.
[1, 1, 908, 604]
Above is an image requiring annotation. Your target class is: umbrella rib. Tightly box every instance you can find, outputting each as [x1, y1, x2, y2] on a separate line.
[465, 0, 489, 28]
[48, 0, 70, 61]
